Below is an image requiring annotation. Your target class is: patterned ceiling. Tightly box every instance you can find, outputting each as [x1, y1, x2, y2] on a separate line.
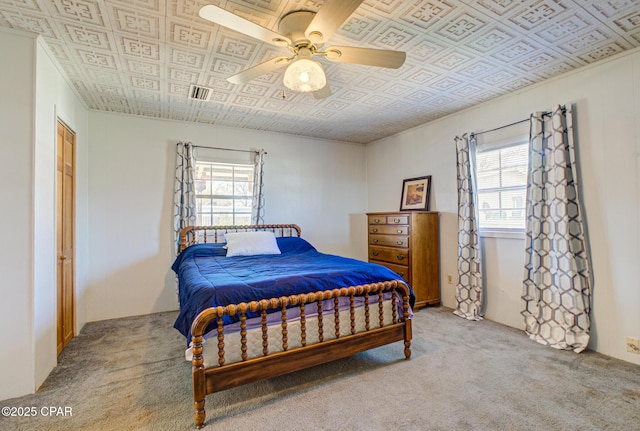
[1, 0, 639, 144]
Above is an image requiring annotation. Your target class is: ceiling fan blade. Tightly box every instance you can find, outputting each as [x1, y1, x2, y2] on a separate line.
[305, 0, 365, 44]
[199, 5, 291, 46]
[323, 46, 406, 69]
[227, 57, 291, 85]
[313, 83, 332, 100]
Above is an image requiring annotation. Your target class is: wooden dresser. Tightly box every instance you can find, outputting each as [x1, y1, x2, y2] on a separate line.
[367, 211, 440, 309]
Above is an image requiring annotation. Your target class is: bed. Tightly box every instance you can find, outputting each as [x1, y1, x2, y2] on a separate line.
[173, 224, 414, 429]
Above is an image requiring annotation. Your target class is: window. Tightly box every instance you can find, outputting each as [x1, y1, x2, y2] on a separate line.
[194, 161, 254, 226]
[476, 142, 528, 231]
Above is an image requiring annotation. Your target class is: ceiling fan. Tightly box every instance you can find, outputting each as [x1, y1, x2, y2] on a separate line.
[198, 0, 406, 99]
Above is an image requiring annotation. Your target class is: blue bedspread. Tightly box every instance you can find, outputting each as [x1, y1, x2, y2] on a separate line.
[172, 237, 414, 340]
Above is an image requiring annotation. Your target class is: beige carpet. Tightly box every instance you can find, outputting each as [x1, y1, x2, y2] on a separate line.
[1, 307, 639, 431]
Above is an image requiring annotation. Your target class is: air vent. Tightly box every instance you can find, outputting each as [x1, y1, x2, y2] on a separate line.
[188, 84, 213, 101]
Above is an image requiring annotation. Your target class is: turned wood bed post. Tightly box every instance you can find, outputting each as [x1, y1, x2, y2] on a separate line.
[402, 285, 413, 360]
[180, 226, 192, 253]
[191, 329, 206, 429]
[191, 306, 225, 429]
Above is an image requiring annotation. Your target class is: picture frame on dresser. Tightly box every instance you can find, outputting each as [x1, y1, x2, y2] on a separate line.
[400, 176, 431, 211]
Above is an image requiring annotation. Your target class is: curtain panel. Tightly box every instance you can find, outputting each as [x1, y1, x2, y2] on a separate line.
[173, 142, 197, 255]
[454, 135, 484, 321]
[522, 104, 592, 353]
[252, 149, 266, 225]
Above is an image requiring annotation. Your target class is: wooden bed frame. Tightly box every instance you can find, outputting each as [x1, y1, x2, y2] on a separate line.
[179, 224, 413, 429]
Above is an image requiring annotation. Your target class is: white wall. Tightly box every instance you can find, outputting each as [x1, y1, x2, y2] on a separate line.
[86, 113, 367, 322]
[366, 47, 640, 365]
[0, 28, 37, 401]
[33, 39, 89, 389]
[0, 29, 88, 400]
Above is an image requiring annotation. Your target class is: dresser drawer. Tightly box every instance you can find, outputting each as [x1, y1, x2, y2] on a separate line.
[368, 246, 409, 264]
[386, 215, 409, 225]
[368, 215, 409, 225]
[369, 225, 409, 235]
[371, 260, 410, 281]
[369, 234, 409, 248]
[368, 215, 386, 225]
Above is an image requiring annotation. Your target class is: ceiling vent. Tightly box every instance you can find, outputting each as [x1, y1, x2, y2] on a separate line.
[188, 84, 213, 101]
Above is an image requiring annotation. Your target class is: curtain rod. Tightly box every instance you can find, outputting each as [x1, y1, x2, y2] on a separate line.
[470, 118, 529, 138]
[178, 143, 265, 155]
[471, 110, 555, 138]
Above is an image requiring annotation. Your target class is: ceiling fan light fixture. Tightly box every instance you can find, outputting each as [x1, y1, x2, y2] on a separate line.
[283, 58, 326, 93]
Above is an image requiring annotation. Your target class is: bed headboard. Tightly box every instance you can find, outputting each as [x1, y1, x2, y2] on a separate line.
[179, 224, 302, 253]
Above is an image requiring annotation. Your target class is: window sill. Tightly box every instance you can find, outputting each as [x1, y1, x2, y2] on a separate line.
[480, 230, 525, 240]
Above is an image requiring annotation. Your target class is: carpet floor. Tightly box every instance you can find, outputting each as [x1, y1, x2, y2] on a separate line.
[1, 307, 639, 431]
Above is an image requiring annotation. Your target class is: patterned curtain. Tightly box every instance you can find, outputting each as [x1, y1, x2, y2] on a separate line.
[454, 134, 484, 321]
[251, 149, 266, 225]
[522, 104, 592, 353]
[173, 142, 197, 254]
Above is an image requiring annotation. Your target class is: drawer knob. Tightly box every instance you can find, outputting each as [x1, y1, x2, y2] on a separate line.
[398, 272, 405, 277]
[397, 229, 403, 233]
[372, 228, 378, 233]
[374, 218, 380, 223]
[372, 251, 379, 256]
[396, 240, 404, 245]
[373, 239, 379, 243]
[393, 218, 401, 223]
[396, 254, 404, 261]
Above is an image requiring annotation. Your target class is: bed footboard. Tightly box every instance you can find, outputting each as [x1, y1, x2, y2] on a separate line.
[190, 280, 412, 429]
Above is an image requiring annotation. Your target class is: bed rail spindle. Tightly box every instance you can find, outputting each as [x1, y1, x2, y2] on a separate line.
[239, 305, 248, 361]
[300, 302, 307, 347]
[216, 315, 226, 367]
[392, 289, 398, 324]
[260, 309, 269, 356]
[349, 292, 356, 335]
[364, 292, 370, 331]
[378, 290, 385, 328]
[317, 298, 324, 342]
[281, 305, 288, 351]
[333, 294, 341, 339]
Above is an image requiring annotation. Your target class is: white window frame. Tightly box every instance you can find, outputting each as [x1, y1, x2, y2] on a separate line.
[476, 139, 528, 239]
[194, 160, 255, 226]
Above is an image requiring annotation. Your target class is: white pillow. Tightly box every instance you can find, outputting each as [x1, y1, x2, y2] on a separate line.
[224, 231, 281, 257]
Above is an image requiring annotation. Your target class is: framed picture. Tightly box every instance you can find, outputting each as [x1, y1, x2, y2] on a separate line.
[400, 176, 432, 211]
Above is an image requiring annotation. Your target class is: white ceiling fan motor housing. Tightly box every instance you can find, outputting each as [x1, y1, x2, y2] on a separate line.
[278, 10, 318, 48]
